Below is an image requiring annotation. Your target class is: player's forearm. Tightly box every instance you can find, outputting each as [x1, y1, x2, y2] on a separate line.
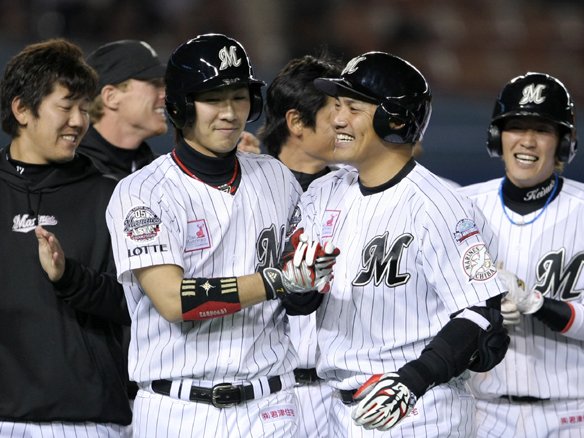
[534, 298, 584, 339]
[134, 264, 269, 323]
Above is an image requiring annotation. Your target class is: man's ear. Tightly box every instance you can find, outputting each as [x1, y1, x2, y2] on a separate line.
[285, 109, 303, 137]
[11, 96, 29, 125]
[101, 84, 122, 110]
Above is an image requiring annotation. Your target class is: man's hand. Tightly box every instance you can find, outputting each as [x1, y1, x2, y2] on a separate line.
[351, 372, 417, 431]
[236, 131, 261, 154]
[261, 231, 340, 299]
[35, 225, 65, 282]
[497, 263, 543, 315]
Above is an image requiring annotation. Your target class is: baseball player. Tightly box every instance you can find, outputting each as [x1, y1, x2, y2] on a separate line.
[259, 53, 344, 437]
[0, 39, 131, 437]
[461, 73, 584, 437]
[296, 52, 509, 437]
[105, 34, 339, 438]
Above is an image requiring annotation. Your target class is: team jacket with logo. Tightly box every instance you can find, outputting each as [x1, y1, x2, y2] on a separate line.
[0, 147, 131, 424]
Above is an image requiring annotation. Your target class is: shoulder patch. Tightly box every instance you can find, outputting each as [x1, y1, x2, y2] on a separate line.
[123, 206, 162, 242]
[461, 243, 497, 282]
[453, 218, 479, 244]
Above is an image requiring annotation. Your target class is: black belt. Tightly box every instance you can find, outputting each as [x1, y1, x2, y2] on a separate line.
[294, 368, 322, 385]
[339, 388, 358, 405]
[151, 376, 282, 408]
[501, 395, 550, 403]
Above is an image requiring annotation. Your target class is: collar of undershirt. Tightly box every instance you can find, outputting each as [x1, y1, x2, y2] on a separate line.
[501, 173, 562, 215]
[358, 158, 416, 196]
[173, 137, 239, 187]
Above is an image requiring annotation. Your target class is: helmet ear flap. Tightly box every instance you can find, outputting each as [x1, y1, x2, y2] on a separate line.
[557, 132, 577, 163]
[486, 124, 502, 158]
[247, 87, 263, 122]
[165, 94, 195, 130]
[373, 98, 424, 144]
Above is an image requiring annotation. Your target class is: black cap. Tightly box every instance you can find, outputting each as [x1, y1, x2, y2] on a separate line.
[87, 40, 165, 88]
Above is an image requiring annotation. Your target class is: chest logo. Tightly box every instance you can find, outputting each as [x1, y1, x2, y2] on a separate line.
[185, 219, 211, 252]
[353, 232, 413, 287]
[322, 210, 340, 238]
[535, 248, 584, 300]
[12, 214, 57, 233]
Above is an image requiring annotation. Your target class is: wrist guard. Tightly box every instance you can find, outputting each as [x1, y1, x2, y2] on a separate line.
[181, 277, 241, 320]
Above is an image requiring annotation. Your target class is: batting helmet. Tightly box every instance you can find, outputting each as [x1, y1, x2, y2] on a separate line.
[487, 72, 577, 163]
[313, 52, 431, 144]
[165, 33, 265, 129]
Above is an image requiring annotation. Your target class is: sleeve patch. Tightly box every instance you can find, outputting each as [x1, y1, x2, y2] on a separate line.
[461, 243, 497, 282]
[453, 218, 480, 244]
[123, 206, 162, 243]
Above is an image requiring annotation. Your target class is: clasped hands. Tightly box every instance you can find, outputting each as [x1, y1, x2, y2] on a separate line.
[497, 262, 544, 325]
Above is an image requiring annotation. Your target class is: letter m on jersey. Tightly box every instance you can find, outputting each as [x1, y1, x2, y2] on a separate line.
[535, 248, 584, 300]
[353, 232, 414, 287]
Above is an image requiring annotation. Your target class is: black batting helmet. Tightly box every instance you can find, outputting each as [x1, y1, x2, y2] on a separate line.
[165, 33, 265, 129]
[313, 51, 431, 144]
[487, 72, 577, 163]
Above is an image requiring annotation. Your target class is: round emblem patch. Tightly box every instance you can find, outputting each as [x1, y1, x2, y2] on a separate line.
[123, 206, 162, 242]
[461, 243, 497, 282]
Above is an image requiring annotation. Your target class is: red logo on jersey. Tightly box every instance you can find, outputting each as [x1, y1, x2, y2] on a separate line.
[322, 210, 340, 238]
[461, 243, 497, 282]
[185, 219, 211, 252]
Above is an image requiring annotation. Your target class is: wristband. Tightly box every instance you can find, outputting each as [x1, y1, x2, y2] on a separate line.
[181, 277, 241, 320]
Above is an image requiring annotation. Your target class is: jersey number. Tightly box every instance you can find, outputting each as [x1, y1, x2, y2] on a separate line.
[353, 232, 413, 287]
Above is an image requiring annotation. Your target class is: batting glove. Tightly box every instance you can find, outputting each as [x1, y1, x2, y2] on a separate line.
[351, 372, 417, 431]
[497, 265, 544, 315]
[500, 296, 521, 325]
[261, 232, 340, 299]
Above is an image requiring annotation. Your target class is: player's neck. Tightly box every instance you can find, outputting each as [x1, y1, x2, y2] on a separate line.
[357, 147, 412, 188]
[278, 145, 328, 174]
[93, 118, 144, 151]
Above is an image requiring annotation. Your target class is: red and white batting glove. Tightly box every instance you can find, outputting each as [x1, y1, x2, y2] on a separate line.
[261, 230, 340, 298]
[288, 232, 339, 293]
[351, 372, 417, 431]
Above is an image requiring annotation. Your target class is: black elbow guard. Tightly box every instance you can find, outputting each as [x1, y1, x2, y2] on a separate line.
[465, 306, 510, 372]
[398, 306, 509, 397]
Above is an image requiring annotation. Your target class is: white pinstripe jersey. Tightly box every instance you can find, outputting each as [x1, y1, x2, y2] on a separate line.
[106, 151, 302, 385]
[298, 162, 506, 390]
[462, 177, 584, 399]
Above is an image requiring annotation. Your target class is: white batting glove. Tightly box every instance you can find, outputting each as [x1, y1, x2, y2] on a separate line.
[351, 372, 417, 431]
[500, 296, 521, 325]
[497, 265, 544, 315]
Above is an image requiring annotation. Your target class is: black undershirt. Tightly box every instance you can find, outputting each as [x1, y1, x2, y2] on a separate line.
[172, 138, 241, 191]
[500, 174, 562, 215]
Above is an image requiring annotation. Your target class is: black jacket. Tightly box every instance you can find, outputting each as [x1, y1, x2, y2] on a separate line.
[0, 147, 131, 424]
[78, 125, 156, 180]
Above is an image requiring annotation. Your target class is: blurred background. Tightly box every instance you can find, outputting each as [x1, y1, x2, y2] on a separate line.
[0, 0, 582, 185]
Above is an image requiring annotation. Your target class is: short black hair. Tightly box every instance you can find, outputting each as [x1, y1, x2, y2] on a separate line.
[258, 53, 343, 157]
[1, 38, 98, 137]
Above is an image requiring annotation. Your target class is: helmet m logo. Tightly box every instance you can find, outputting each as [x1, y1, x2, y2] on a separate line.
[219, 46, 242, 70]
[342, 55, 366, 75]
[519, 84, 547, 105]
